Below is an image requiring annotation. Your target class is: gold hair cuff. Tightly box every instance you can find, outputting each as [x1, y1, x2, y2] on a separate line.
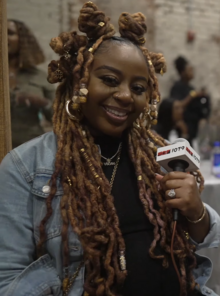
[98, 22, 105, 27]
[139, 37, 146, 44]
[148, 60, 152, 66]
[88, 47, 94, 53]
[186, 203, 206, 224]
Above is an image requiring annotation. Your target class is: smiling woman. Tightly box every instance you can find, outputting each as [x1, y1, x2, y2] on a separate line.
[0, 2, 219, 296]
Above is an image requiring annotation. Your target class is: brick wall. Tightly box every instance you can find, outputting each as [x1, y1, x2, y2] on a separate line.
[155, 0, 220, 102]
[7, 0, 220, 103]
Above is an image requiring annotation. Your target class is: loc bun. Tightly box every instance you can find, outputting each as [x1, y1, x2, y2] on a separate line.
[78, 2, 115, 39]
[118, 12, 147, 46]
[149, 52, 167, 74]
[49, 31, 87, 56]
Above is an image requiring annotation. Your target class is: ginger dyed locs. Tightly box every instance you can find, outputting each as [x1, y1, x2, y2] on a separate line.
[38, 3, 204, 296]
[119, 12, 201, 295]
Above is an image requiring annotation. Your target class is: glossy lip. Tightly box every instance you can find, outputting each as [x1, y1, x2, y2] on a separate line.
[102, 105, 130, 124]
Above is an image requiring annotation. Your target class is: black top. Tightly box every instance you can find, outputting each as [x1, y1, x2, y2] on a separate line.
[95, 135, 180, 296]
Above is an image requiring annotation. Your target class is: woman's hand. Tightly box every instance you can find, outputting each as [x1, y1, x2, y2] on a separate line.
[155, 172, 210, 243]
[155, 172, 203, 221]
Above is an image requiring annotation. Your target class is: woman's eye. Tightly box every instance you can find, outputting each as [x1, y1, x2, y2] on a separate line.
[101, 76, 119, 87]
[132, 85, 147, 94]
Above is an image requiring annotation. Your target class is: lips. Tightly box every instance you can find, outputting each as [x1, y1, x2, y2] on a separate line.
[102, 105, 130, 123]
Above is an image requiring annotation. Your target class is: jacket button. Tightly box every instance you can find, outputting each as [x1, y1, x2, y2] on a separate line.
[42, 185, 50, 193]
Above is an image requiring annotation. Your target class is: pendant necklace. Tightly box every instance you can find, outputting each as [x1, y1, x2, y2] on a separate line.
[99, 142, 122, 166]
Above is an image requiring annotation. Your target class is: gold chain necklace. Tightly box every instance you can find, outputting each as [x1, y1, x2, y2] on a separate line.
[63, 145, 122, 295]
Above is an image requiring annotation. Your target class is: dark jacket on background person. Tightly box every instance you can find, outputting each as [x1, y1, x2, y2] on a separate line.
[170, 80, 211, 144]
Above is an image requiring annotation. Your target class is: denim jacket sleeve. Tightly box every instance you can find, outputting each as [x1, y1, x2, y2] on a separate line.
[190, 204, 220, 296]
[0, 152, 61, 296]
[189, 203, 220, 249]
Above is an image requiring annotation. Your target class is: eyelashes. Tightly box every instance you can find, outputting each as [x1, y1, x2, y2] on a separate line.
[100, 75, 147, 95]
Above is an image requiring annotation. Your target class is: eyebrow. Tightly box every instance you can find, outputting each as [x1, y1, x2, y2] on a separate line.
[95, 65, 148, 82]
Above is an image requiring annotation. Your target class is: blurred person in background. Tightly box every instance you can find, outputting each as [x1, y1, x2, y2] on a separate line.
[170, 56, 211, 144]
[154, 91, 204, 141]
[8, 19, 55, 148]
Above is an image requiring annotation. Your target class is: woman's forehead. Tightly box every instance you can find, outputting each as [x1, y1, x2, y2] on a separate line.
[92, 42, 149, 75]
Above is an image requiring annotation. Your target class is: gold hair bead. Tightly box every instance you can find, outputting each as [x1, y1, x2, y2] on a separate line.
[148, 141, 154, 148]
[137, 175, 142, 181]
[153, 146, 158, 153]
[72, 103, 79, 110]
[139, 37, 146, 44]
[63, 278, 69, 291]
[86, 1, 93, 5]
[156, 96, 160, 103]
[150, 111, 156, 117]
[80, 148, 85, 153]
[98, 22, 105, 27]
[88, 48, 94, 53]
[151, 119, 158, 125]
[79, 97, 87, 103]
[148, 60, 152, 66]
[160, 68, 164, 76]
[184, 231, 190, 240]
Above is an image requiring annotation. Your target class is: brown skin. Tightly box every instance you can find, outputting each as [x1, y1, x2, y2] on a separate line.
[82, 42, 149, 137]
[155, 173, 210, 243]
[8, 20, 49, 108]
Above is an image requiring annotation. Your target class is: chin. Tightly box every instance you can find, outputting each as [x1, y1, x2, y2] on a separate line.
[100, 127, 124, 138]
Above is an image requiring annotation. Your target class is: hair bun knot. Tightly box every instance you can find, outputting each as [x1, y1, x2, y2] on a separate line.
[119, 12, 147, 46]
[78, 2, 114, 39]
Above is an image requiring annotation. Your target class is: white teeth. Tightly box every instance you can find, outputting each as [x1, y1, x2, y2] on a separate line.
[105, 107, 127, 117]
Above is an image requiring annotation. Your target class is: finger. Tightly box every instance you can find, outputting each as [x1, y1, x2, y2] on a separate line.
[162, 172, 189, 183]
[155, 174, 164, 181]
[165, 188, 181, 200]
[164, 179, 183, 190]
[155, 174, 166, 191]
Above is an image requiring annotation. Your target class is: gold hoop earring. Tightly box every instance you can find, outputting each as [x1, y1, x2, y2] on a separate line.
[66, 100, 80, 121]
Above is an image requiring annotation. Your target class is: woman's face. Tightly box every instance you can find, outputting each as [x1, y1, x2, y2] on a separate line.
[82, 41, 149, 137]
[8, 21, 19, 56]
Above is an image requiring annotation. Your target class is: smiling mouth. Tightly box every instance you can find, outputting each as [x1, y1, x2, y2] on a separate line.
[103, 106, 128, 117]
[102, 105, 129, 123]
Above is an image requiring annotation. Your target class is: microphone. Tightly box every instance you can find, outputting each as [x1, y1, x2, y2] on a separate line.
[156, 138, 200, 220]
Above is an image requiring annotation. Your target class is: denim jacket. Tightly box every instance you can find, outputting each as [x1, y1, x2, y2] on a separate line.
[0, 132, 219, 296]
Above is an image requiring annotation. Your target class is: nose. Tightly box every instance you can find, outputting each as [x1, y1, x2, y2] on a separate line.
[113, 86, 133, 105]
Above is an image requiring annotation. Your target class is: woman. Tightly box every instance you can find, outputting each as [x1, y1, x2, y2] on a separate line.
[8, 19, 55, 148]
[0, 3, 219, 296]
